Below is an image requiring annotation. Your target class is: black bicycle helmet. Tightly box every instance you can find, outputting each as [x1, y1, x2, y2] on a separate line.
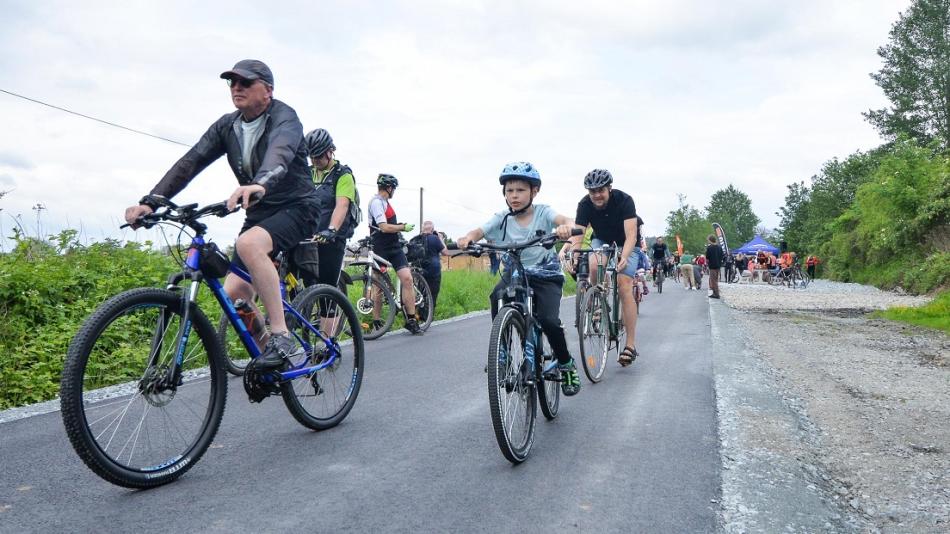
[583, 169, 613, 189]
[305, 128, 335, 157]
[377, 174, 399, 188]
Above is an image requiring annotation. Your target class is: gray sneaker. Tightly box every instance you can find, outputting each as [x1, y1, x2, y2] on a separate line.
[253, 332, 297, 369]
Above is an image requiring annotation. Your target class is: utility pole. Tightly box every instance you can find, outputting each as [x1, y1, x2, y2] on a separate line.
[32, 203, 46, 239]
[419, 187, 423, 233]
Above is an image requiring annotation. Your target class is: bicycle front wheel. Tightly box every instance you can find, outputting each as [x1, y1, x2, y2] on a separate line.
[351, 274, 396, 340]
[573, 279, 589, 328]
[411, 271, 434, 331]
[487, 306, 537, 464]
[282, 285, 365, 430]
[60, 288, 227, 488]
[578, 287, 609, 383]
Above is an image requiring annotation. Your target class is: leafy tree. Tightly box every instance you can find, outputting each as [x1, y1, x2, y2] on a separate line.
[776, 181, 811, 252]
[790, 150, 884, 254]
[665, 194, 709, 255]
[705, 184, 760, 245]
[865, 0, 950, 147]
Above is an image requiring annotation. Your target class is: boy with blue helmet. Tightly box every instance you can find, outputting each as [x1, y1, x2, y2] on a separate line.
[457, 162, 582, 396]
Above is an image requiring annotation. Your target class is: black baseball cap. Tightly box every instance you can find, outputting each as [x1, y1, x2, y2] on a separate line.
[220, 59, 274, 87]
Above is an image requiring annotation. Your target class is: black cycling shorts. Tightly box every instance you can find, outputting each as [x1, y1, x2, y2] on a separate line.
[375, 246, 409, 272]
[231, 202, 317, 273]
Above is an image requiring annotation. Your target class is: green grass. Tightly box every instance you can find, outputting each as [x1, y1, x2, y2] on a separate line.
[875, 290, 950, 335]
[343, 268, 577, 324]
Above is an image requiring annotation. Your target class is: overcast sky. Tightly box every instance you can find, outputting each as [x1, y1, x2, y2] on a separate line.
[0, 0, 908, 249]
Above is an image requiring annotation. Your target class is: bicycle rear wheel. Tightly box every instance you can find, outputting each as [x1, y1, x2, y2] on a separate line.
[60, 288, 227, 488]
[411, 271, 434, 331]
[578, 287, 609, 383]
[281, 285, 365, 430]
[216, 312, 252, 376]
[534, 327, 560, 421]
[487, 306, 536, 464]
[351, 274, 396, 340]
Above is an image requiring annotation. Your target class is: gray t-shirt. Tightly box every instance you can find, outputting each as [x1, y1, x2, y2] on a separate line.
[240, 114, 266, 177]
[480, 204, 562, 279]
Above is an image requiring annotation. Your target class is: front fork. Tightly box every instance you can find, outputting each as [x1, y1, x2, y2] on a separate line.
[148, 273, 201, 389]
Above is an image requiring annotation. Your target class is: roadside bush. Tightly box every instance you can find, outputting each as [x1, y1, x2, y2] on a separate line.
[1, 237, 578, 409]
[0, 231, 179, 409]
[822, 140, 950, 293]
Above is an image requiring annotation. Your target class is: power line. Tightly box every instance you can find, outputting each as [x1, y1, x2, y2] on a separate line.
[1, 88, 191, 147]
[2, 87, 493, 217]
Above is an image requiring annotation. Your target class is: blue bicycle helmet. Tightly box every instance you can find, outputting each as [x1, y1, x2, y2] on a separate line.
[498, 161, 541, 186]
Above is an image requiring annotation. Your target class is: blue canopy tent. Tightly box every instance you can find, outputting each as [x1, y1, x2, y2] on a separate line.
[733, 235, 780, 255]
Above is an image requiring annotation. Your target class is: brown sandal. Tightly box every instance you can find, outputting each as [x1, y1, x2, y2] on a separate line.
[618, 346, 638, 366]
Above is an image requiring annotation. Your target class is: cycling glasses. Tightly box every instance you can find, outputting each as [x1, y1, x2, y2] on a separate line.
[226, 77, 257, 89]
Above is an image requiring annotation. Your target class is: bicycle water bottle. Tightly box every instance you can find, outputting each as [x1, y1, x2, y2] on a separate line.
[234, 299, 269, 349]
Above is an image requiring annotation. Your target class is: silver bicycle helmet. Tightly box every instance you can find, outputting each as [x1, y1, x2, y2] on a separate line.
[305, 128, 335, 157]
[583, 169, 613, 189]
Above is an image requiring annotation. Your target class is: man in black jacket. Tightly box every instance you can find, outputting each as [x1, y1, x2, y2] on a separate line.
[124, 59, 319, 369]
[705, 234, 724, 299]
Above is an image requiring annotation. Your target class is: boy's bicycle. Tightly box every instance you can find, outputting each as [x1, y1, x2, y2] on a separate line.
[342, 237, 433, 340]
[460, 228, 582, 464]
[576, 244, 624, 383]
[59, 197, 365, 489]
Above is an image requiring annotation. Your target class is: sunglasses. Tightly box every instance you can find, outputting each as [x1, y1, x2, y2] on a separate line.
[226, 77, 256, 89]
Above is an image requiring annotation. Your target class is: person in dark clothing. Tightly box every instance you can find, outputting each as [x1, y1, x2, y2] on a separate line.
[420, 220, 450, 310]
[705, 234, 724, 299]
[296, 128, 359, 290]
[651, 236, 669, 279]
[124, 59, 319, 370]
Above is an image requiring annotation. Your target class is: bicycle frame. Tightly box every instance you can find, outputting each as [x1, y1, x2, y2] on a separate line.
[176, 236, 340, 382]
[346, 240, 418, 315]
[590, 245, 623, 340]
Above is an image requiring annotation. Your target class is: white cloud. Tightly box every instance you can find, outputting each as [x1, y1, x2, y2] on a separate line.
[0, 0, 910, 248]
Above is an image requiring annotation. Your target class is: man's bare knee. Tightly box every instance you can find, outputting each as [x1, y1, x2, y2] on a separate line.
[236, 228, 273, 260]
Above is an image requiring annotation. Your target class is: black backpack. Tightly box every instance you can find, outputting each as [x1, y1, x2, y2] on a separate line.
[406, 235, 432, 269]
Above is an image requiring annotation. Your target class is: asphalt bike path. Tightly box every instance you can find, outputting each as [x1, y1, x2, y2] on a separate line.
[0, 287, 719, 533]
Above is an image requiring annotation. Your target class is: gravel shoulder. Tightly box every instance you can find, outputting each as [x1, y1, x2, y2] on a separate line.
[712, 280, 949, 533]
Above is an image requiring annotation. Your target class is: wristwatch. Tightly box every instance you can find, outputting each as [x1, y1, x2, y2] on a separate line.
[328, 225, 337, 232]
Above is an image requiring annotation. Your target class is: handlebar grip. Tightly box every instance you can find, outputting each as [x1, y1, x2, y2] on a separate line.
[446, 243, 459, 250]
[570, 227, 584, 236]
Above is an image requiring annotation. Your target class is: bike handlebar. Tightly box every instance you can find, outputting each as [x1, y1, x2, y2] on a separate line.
[120, 195, 249, 232]
[450, 228, 584, 257]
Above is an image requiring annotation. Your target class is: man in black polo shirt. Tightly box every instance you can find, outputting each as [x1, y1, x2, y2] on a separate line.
[563, 169, 641, 366]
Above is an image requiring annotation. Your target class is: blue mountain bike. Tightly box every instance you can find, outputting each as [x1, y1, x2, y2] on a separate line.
[461, 228, 582, 464]
[59, 197, 364, 488]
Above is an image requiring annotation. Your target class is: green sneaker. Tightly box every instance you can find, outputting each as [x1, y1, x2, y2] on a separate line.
[559, 359, 581, 397]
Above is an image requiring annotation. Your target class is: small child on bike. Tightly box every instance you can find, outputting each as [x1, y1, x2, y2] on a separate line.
[456, 162, 582, 396]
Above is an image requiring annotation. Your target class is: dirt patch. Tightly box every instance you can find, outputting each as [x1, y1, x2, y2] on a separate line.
[732, 309, 950, 532]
